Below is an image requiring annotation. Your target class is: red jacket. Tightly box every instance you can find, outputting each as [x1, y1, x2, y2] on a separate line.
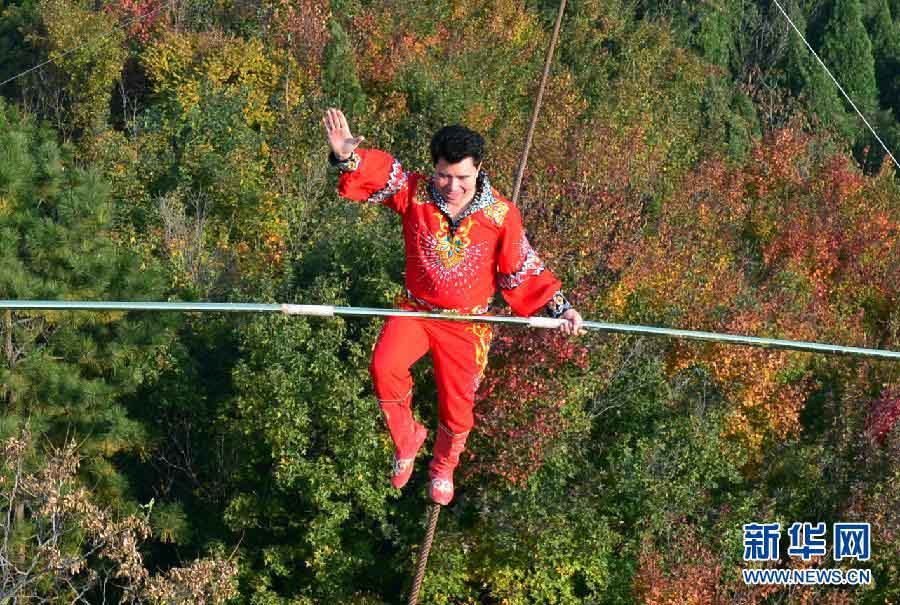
[335, 148, 569, 317]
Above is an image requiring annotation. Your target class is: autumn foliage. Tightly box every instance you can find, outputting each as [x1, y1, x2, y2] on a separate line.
[2, 0, 900, 602]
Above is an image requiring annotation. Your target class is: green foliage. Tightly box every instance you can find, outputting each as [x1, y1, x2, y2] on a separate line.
[322, 18, 367, 117]
[0, 0, 39, 99]
[821, 0, 879, 118]
[783, 0, 854, 138]
[867, 0, 900, 115]
[2, 0, 900, 603]
[0, 101, 171, 479]
[8, 0, 127, 133]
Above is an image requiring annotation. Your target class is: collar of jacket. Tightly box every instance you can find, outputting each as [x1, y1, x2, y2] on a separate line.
[427, 170, 496, 230]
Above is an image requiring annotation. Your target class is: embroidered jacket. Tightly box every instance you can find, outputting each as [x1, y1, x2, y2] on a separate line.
[332, 148, 572, 318]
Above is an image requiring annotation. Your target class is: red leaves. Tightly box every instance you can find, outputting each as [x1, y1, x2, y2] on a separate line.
[605, 126, 900, 458]
[633, 529, 724, 605]
[107, 0, 164, 43]
[270, 0, 330, 77]
[865, 386, 900, 444]
[464, 323, 589, 485]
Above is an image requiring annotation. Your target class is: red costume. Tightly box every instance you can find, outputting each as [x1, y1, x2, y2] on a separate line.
[333, 147, 570, 504]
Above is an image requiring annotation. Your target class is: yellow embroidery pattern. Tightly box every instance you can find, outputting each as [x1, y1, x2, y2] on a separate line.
[482, 200, 509, 226]
[433, 212, 474, 269]
[468, 323, 493, 379]
[395, 290, 491, 315]
[413, 178, 431, 204]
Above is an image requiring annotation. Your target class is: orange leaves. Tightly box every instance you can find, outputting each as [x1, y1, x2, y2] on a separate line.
[605, 126, 900, 460]
[633, 530, 724, 605]
[350, 10, 444, 87]
[608, 157, 748, 326]
[754, 131, 900, 320]
[747, 127, 808, 191]
[270, 0, 330, 77]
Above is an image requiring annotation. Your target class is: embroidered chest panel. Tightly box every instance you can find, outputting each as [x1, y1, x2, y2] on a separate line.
[411, 175, 508, 227]
[404, 174, 509, 295]
[409, 210, 492, 294]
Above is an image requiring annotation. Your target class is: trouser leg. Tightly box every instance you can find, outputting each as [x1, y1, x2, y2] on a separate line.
[427, 321, 492, 503]
[369, 317, 430, 457]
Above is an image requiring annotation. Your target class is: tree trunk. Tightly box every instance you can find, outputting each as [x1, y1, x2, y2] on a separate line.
[4, 310, 11, 363]
[4, 310, 13, 407]
[5, 311, 25, 526]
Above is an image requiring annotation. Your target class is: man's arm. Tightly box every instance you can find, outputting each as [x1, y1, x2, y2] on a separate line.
[322, 108, 411, 213]
[496, 203, 584, 335]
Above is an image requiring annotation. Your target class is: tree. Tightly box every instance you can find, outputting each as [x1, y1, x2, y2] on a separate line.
[1, 426, 239, 604]
[0, 100, 172, 498]
[866, 0, 900, 116]
[11, 0, 127, 135]
[321, 18, 367, 118]
[783, 0, 853, 138]
[820, 0, 879, 118]
[0, 0, 39, 100]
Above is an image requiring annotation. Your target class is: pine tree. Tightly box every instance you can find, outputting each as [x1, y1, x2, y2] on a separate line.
[783, 0, 852, 137]
[866, 0, 900, 115]
[0, 100, 172, 500]
[820, 0, 879, 117]
[321, 18, 367, 117]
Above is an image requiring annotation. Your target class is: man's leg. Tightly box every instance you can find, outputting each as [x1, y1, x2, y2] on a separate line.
[370, 316, 431, 488]
[427, 321, 493, 505]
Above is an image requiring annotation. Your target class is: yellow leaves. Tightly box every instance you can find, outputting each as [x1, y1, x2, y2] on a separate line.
[143, 30, 195, 92]
[30, 0, 126, 129]
[606, 283, 630, 314]
[706, 344, 811, 464]
[142, 31, 294, 131]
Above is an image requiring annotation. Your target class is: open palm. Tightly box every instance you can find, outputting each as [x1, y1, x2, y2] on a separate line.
[323, 108, 364, 159]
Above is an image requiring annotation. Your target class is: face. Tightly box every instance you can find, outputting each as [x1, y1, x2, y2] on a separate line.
[433, 157, 481, 206]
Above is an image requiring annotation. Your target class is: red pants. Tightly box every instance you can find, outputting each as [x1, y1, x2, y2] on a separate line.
[369, 316, 493, 442]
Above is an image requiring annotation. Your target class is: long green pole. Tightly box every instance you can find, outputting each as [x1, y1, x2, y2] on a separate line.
[1, 300, 899, 360]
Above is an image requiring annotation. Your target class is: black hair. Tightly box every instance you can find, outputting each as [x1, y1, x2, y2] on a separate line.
[430, 125, 484, 166]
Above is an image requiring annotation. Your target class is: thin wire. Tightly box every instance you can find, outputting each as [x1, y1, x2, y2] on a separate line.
[771, 0, 900, 171]
[0, 0, 170, 89]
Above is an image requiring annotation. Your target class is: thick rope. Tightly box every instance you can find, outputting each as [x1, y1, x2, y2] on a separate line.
[511, 0, 568, 203]
[407, 503, 442, 605]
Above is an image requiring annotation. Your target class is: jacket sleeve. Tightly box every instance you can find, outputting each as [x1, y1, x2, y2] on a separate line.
[496, 203, 567, 317]
[332, 148, 411, 214]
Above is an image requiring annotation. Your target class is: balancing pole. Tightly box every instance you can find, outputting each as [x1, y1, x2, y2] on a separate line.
[2, 301, 899, 360]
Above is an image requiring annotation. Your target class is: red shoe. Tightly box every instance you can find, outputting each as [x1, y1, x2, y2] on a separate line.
[428, 424, 469, 505]
[429, 476, 455, 505]
[379, 394, 428, 489]
[391, 423, 427, 489]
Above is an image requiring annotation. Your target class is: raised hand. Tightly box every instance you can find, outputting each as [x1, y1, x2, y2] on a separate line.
[322, 108, 364, 160]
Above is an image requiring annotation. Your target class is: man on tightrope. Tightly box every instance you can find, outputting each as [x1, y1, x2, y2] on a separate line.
[323, 108, 584, 505]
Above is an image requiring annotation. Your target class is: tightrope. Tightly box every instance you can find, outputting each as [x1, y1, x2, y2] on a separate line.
[1, 300, 899, 360]
[407, 504, 441, 605]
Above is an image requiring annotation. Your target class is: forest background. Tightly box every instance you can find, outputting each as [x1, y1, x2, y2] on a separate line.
[1, 0, 900, 603]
